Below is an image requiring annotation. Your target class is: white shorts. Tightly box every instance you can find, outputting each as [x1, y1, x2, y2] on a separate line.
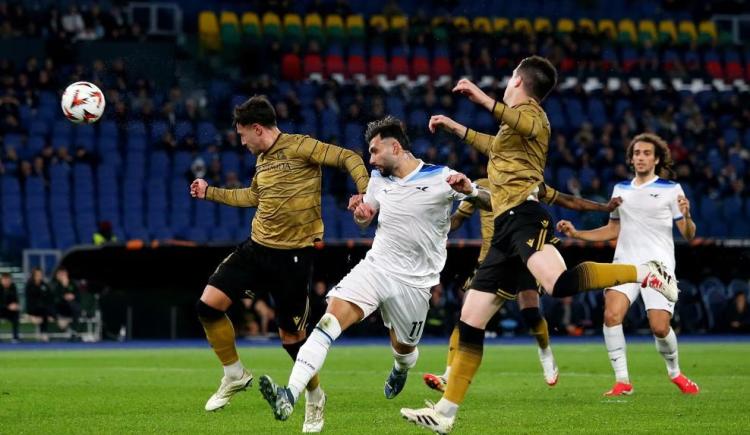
[606, 283, 675, 315]
[327, 260, 431, 346]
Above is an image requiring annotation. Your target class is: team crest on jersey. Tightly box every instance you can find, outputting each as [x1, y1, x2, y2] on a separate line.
[541, 220, 549, 228]
[293, 316, 302, 326]
[527, 239, 534, 247]
[273, 150, 285, 160]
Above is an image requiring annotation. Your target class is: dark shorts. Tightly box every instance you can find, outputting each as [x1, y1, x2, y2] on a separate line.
[208, 238, 314, 333]
[470, 201, 559, 298]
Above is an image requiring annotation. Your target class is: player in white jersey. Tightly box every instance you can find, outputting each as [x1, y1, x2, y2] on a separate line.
[557, 133, 699, 396]
[257, 116, 492, 426]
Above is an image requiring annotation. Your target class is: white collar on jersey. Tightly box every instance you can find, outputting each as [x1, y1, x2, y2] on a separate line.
[389, 159, 424, 183]
[631, 175, 659, 189]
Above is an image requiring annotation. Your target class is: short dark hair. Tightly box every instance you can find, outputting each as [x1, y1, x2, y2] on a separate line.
[233, 95, 277, 127]
[626, 133, 675, 179]
[364, 115, 410, 151]
[516, 56, 558, 102]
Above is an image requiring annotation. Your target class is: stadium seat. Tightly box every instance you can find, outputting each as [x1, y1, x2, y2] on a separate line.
[492, 17, 510, 33]
[698, 20, 717, 45]
[302, 13, 323, 44]
[262, 12, 282, 41]
[453, 16, 471, 32]
[534, 18, 552, 34]
[556, 18, 575, 34]
[390, 15, 408, 32]
[219, 11, 241, 51]
[617, 19, 637, 44]
[638, 19, 657, 43]
[281, 53, 303, 80]
[282, 13, 303, 43]
[472, 16, 492, 34]
[346, 15, 365, 41]
[513, 18, 533, 34]
[598, 19, 617, 40]
[241, 12, 261, 41]
[198, 11, 221, 52]
[578, 18, 596, 34]
[700, 277, 727, 330]
[325, 14, 345, 42]
[678, 20, 697, 44]
[303, 52, 324, 77]
[369, 14, 388, 32]
[658, 19, 677, 44]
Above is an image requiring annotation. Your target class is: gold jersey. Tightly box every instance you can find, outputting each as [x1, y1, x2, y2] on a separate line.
[206, 133, 369, 249]
[463, 98, 551, 218]
[456, 179, 558, 262]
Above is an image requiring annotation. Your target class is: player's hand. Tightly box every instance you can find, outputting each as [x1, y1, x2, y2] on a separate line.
[353, 203, 375, 224]
[607, 196, 623, 212]
[446, 172, 473, 194]
[348, 194, 364, 211]
[428, 114, 462, 135]
[190, 179, 208, 199]
[556, 220, 577, 238]
[677, 194, 690, 217]
[452, 78, 493, 109]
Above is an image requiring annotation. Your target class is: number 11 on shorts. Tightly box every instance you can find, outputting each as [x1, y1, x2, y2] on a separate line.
[409, 321, 423, 339]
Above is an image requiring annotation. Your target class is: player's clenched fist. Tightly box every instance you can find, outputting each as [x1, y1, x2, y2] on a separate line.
[190, 178, 208, 199]
[428, 115, 455, 134]
[446, 172, 473, 194]
[556, 220, 577, 237]
[348, 193, 364, 211]
[607, 196, 623, 212]
[353, 203, 376, 225]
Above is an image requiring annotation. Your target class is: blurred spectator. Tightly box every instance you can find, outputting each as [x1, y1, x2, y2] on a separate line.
[50, 267, 81, 339]
[93, 221, 117, 245]
[725, 290, 750, 333]
[425, 283, 449, 336]
[310, 280, 328, 326]
[0, 272, 20, 342]
[25, 267, 54, 341]
[548, 296, 587, 336]
[241, 294, 275, 337]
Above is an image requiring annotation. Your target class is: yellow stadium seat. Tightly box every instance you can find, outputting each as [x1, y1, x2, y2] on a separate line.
[453, 16, 471, 31]
[493, 17, 510, 32]
[262, 11, 281, 27]
[597, 19, 617, 39]
[370, 14, 389, 31]
[578, 18, 596, 33]
[304, 13, 323, 28]
[473, 16, 492, 33]
[618, 18, 637, 43]
[557, 18, 575, 33]
[698, 20, 717, 44]
[658, 19, 677, 43]
[346, 14, 364, 29]
[678, 20, 697, 43]
[241, 11, 259, 28]
[638, 19, 657, 42]
[325, 14, 344, 29]
[391, 15, 408, 30]
[514, 18, 533, 34]
[220, 11, 239, 26]
[534, 17, 552, 33]
[283, 13, 302, 28]
[198, 11, 220, 51]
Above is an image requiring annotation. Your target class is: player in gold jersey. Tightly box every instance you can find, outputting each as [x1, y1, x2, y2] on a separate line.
[189, 96, 368, 433]
[423, 179, 622, 392]
[402, 56, 678, 433]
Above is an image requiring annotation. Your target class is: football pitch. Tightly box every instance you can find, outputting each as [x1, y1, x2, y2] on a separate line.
[1, 340, 748, 434]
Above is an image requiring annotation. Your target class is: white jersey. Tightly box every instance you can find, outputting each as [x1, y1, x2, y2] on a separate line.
[362, 161, 471, 287]
[609, 176, 684, 271]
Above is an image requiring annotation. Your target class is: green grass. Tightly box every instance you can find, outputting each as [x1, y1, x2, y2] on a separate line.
[0, 342, 748, 434]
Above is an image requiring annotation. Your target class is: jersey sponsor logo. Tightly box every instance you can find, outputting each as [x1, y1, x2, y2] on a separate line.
[650, 193, 660, 198]
[293, 316, 302, 326]
[273, 150, 286, 160]
[527, 238, 534, 247]
[382, 188, 392, 194]
[415, 186, 429, 191]
[541, 219, 549, 228]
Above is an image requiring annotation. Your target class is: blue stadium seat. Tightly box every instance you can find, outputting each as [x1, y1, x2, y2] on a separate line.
[3, 133, 22, 151]
[75, 211, 96, 244]
[220, 151, 241, 176]
[175, 121, 194, 142]
[194, 200, 217, 228]
[197, 121, 218, 146]
[218, 204, 240, 229]
[209, 226, 234, 242]
[172, 152, 193, 177]
[700, 277, 727, 330]
[186, 227, 208, 243]
[320, 108, 340, 140]
[150, 120, 169, 143]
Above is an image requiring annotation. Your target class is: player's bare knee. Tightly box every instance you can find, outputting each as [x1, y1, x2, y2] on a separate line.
[603, 309, 624, 327]
[649, 321, 671, 338]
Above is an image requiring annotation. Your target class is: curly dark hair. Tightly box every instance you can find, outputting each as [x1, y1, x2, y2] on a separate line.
[626, 133, 675, 179]
[364, 115, 410, 151]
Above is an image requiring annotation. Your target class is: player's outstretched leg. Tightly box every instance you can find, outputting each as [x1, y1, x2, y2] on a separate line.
[259, 375, 295, 421]
[197, 298, 253, 411]
[385, 346, 419, 399]
[281, 337, 327, 432]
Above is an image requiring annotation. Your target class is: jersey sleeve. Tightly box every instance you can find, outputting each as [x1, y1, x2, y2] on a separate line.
[363, 171, 382, 211]
[205, 174, 259, 207]
[539, 183, 559, 205]
[491, 101, 542, 139]
[671, 183, 685, 220]
[444, 167, 473, 201]
[609, 185, 620, 220]
[293, 136, 369, 193]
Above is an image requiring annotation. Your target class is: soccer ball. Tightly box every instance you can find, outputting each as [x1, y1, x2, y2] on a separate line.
[60, 81, 106, 124]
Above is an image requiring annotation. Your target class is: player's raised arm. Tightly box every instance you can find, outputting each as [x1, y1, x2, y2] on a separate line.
[428, 113, 494, 156]
[540, 183, 623, 212]
[446, 172, 492, 211]
[191, 176, 260, 208]
[675, 194, 697, 241]
[556, 219, 620, 242]
[293, 137, 369, 194]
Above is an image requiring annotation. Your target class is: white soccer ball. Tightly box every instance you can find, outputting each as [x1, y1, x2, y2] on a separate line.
[61, 81, 106, 124]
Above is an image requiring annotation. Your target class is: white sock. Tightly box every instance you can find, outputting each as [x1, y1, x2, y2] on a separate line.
[654, 328, 680, 378]
[305, 385, 324, 403]
[223, 360, 244, 380]
[393, 346, 419, 372]
[443, 366, 451, 379]
[435, 398, 458, 418]
[603, 324, 629, 383]
[287, 313, 342, 401]
[539, 345, 553, 358]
